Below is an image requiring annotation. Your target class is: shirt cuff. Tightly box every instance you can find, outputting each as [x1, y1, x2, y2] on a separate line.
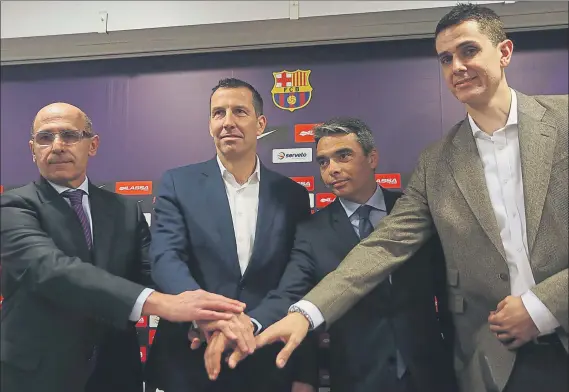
[521, 290, 560, 335]
[129, 288, 155, 322]
[291, 300, 325, 329]
[250, 318, 262, 335]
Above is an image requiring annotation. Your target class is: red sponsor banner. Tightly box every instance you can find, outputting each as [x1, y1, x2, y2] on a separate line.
[375, 173, 401, 189]
[140, 346, 147, 362]
[0, 185, 4, 194]
[115, 181, 153, 195]
[290, 176, 315, 191]
[136, 316, 148, 328]
[315, 193, 336, 209]
[294, 124, 319, 143]
[149, 330, 156, 345]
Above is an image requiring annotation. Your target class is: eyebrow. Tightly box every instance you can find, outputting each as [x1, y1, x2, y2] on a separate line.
[316, 147, 353, 160]
[438, 40, 478, 58]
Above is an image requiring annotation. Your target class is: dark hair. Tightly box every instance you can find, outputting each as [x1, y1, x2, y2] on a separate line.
[210, 78, 264, 116]
[435, 3, 507, 46]
[314, 117, 375, 155]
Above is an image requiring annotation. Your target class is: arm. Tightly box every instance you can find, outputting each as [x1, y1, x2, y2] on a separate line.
[0, 192, 145, 329]
[304, 151, 435, 326]
[149, 170, 201, 294]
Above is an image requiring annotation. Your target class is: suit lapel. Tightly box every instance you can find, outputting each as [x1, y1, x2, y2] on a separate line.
[244, 165, 278, 279]
[88, 183, 117, 270]
[201, 159, 241, 278]
[445, 121, 507, 260]
[516, 92, 556, 253]
[35, 177, 92, 263]
[329, 199, 360, 255]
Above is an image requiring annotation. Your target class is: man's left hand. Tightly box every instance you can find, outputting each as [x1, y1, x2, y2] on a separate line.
[488, 295, 539, 350]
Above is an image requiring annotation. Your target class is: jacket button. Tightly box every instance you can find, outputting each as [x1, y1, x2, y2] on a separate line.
[499, 273, 509, 281]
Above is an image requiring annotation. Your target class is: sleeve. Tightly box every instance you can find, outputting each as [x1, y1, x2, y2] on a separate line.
[527, 268, 568, 332]
[0, 192, 145, 329]
[149, 170, 201, 294]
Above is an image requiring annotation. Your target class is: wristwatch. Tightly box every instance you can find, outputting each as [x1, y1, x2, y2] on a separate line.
[288, 305, 315, 330]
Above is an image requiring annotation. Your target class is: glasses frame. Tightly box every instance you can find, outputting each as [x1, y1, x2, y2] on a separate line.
[31, 130, 95, 147]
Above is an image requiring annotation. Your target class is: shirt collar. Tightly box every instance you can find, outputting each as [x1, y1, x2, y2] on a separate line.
[468, 88, 518, 138]
[339, 185, 387, 219]
[47, 176, 90, 195]
[216, 155, 261, 183]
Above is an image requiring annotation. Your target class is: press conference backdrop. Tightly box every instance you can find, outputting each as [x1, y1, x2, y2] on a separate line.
[1, 29, 567, 389]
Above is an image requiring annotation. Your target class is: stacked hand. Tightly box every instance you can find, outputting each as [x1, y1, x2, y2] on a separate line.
[488, 295, 539, 350]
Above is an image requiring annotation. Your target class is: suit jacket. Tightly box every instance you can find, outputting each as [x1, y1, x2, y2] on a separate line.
[144, 158, 316, 391]
[0, 176, 151, 392]
[302, 92, 569, 392]
[258, 188, 457, 392]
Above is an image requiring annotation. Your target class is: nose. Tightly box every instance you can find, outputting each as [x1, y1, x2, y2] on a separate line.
[452, 57, 467, 74]
[328, 159, 341, 175]
[51, 135, 65, 152]
[223, 112, 236, 128]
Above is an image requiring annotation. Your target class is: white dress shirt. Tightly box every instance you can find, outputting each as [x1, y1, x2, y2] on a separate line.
[216, 155, 262, 332]
[48, 177, 153, 322]
[295, 89, 560, 335]
[468, 89, 559, 335]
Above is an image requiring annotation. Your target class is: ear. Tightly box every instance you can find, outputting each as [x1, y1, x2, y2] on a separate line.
[29, 140, 36, 162]
[256, 115, 267, 137]
[368, 148, 379, 170]
[498, 39, 513, 68]
[88, 135, 100, 157]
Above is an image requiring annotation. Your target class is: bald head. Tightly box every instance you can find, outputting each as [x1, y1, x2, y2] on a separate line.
[31, 102, 93, 136]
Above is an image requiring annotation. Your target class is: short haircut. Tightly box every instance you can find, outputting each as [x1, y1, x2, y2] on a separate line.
[313, 117, 375, 155]
[435, 3, 507, 46]
[211, 78, 264, 116]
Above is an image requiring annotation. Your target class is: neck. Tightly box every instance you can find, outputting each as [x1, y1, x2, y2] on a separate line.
[218, 152, 257, 184]
[345, 180, 378, 205]
[47, 174, 86, 189]
[466, 83, 512, 135]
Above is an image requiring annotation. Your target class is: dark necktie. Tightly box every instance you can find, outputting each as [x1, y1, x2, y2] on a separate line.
[62, 189, 93, 249]
[357, 204, 375, 239]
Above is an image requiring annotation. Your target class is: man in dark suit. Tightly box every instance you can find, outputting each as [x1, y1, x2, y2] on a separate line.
[220, 117, 457, 392]
[0, 102, 247, 392]
[145, 78, 317, 392]
[250, 5, 568, 392]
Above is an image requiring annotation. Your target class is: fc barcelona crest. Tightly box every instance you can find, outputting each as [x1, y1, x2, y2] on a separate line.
[271, 69, 313, 112]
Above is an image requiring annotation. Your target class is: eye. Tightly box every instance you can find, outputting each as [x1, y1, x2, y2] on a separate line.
[338, 152, 352, 161]
[317, 159, 328, 167]
[462, 46, 478, 57]
[212, 110, 223, 118]
[439, 55, 451, 65]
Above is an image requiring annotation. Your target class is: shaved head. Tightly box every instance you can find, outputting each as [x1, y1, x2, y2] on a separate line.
[32, 102, 93, 135]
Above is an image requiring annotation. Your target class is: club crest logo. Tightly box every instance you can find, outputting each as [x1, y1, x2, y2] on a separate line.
[271, 69, 313, 112]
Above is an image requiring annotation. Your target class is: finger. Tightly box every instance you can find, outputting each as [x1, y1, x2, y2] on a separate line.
[504, 338, 525, 350]
[232, 324, 251, 354]
[201, 293, 246, 310]
[489, 323, 507, 333]
[276, 335, 302, 369]
[488, 313, 502, 326]
[205, 338, 224, 380]
[496, 298, 508, 312]
[218, 323, 239, 343]
[195, 309, 236, 321]
[255, 326, 285, 349]
[227, 348, 249, 369]
[190, 338, 203, 350]
[245, 329, 256, 354]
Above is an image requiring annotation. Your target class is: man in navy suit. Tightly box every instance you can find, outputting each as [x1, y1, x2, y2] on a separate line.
[144, 78, 317, 392]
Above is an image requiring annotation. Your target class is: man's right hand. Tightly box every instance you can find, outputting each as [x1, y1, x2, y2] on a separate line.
[227, 312, 310, 369]
[142, 290, 246, 322]
[196, 312, 256, 354]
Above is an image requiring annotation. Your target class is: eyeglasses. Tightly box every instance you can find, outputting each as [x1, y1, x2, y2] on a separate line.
[32, 130, 94, 146]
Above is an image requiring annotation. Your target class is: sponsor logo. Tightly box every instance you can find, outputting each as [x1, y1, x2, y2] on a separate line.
[316, 193, 336, 208]
[115, 181, 153, 195]
[375, 173, 401, 189]
[136, 316, 148, 328]
[149, 330, 156, 345]
[294, 124, 319, 143]
[149, 315, 160, 328]
[290, 176, 315, 191]
[0, 185, 4, 193]
[140, 346, 147, 362]
[271, 69, 313, 112]
[309, 193, 315, 208]
[257, 129, 278, 140]
[272, 148, 312, 163]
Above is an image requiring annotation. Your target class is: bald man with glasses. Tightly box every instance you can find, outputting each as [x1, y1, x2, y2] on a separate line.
[0, 102, 247, 392]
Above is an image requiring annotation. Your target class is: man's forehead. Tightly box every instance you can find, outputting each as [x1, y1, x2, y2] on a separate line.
[436, 21, 485, 52]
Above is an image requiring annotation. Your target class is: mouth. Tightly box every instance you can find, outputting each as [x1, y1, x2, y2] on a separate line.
[48, 160, 73, 165]
[221, 134, 243, 140]
[455, 76, 477, 87]
[331, 179, 349, 187]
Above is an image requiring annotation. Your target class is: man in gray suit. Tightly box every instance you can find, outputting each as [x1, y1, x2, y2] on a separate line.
[233, 4, 568, 392]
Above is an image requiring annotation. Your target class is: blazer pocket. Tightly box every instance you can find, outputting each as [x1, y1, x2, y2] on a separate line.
[1, 339, 42, 371]
[448, 294, 465, 314]
[447, 269, 459, 287]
